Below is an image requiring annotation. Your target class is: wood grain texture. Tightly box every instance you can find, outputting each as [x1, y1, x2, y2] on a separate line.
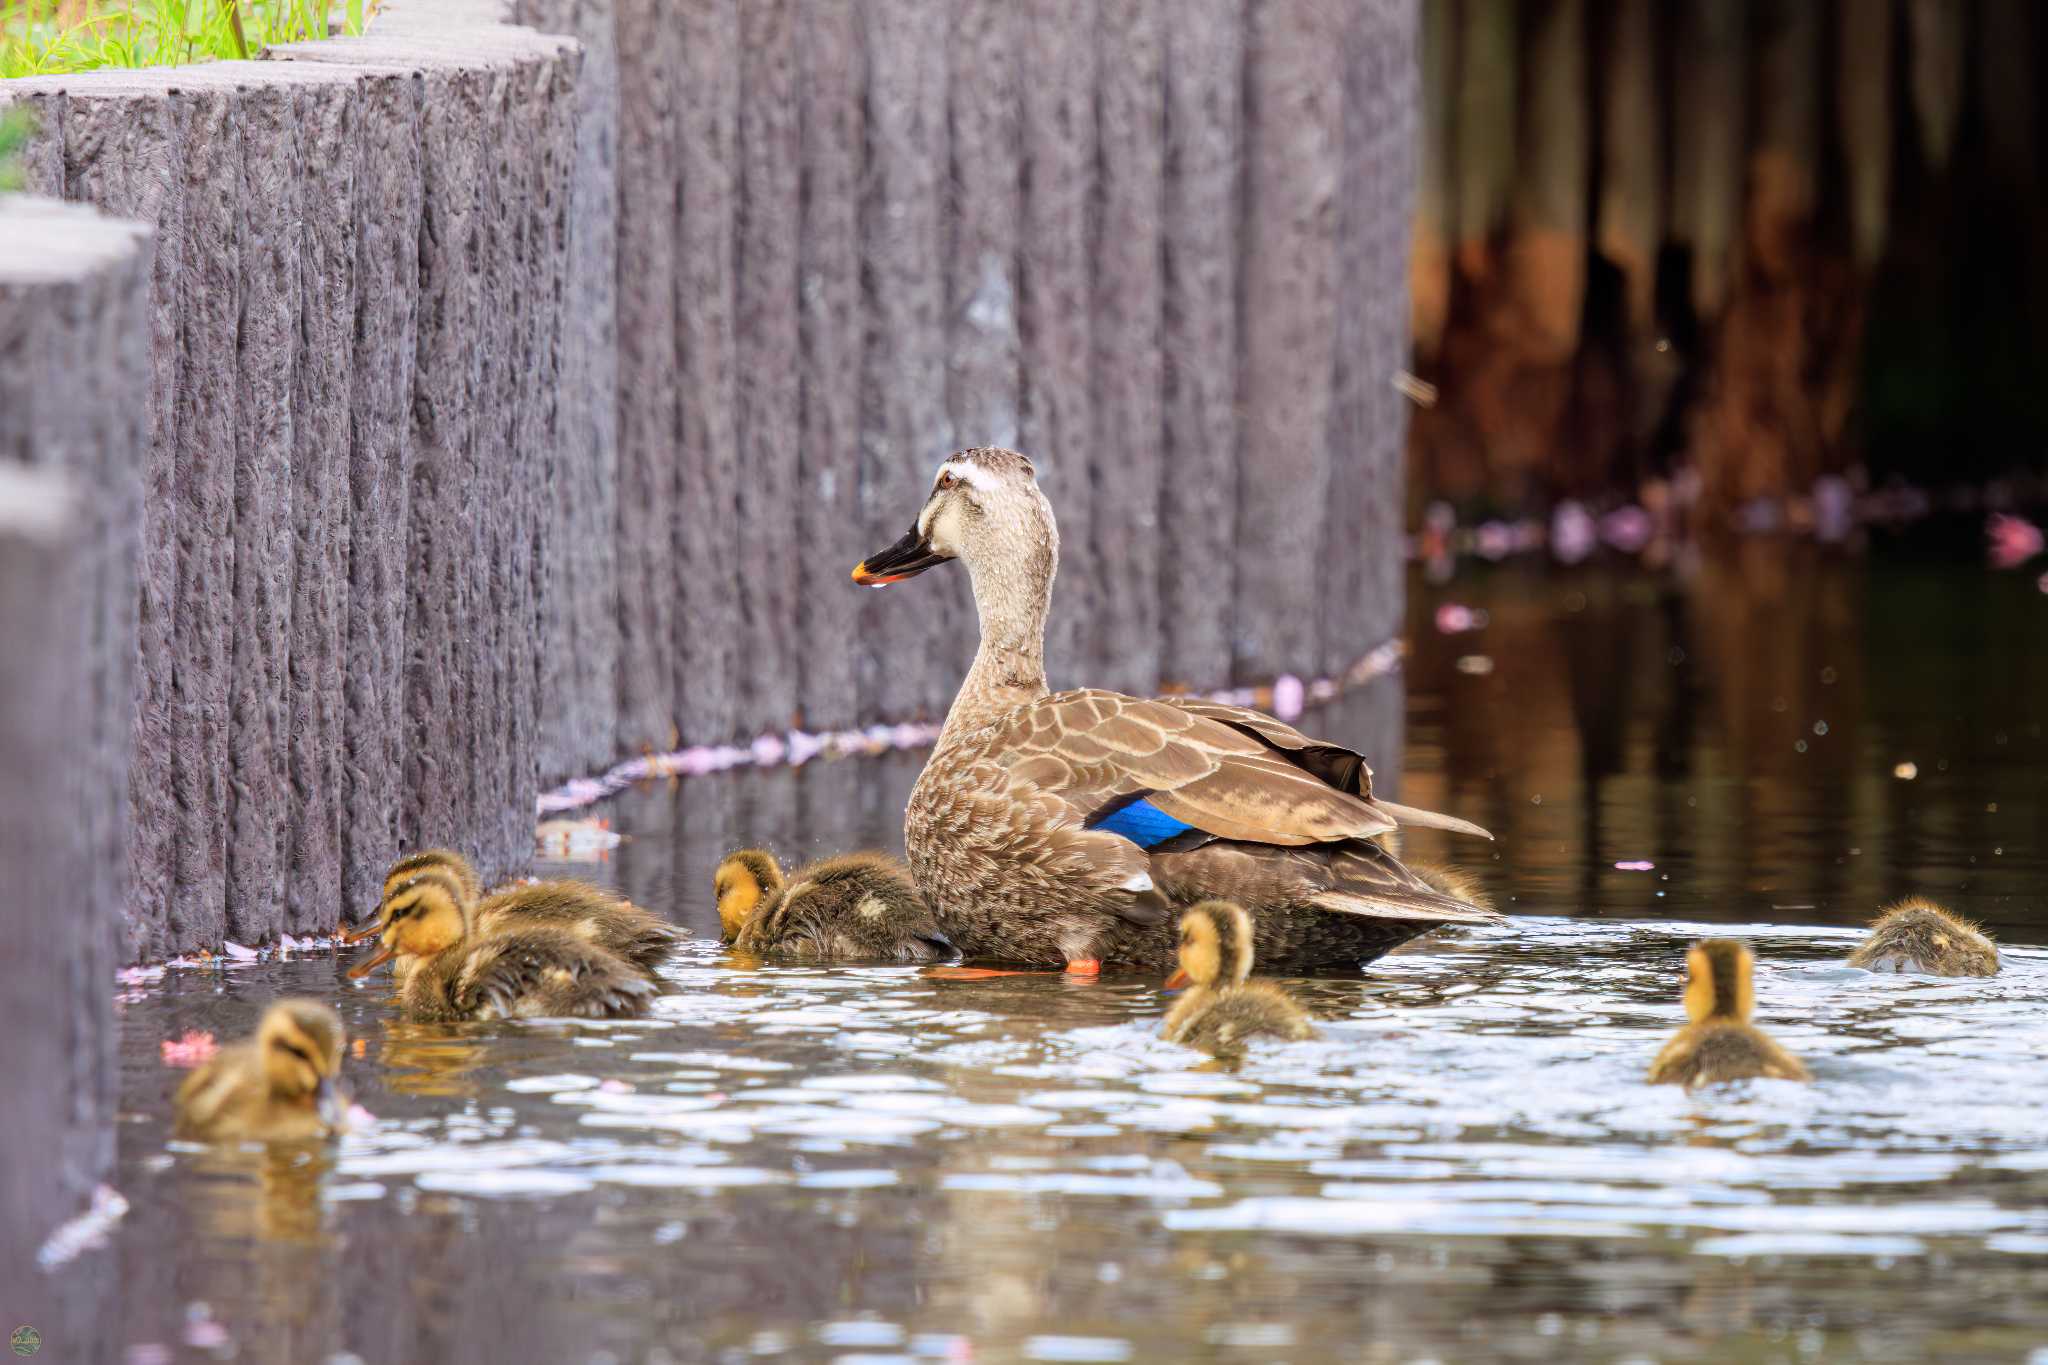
[1088, 0, 1166, 699]
[1159, 0, 1242, 688]
[735, 0, 803, 736]
[1235, 0, 1343, 681]
[858, 0, 955, 720]
[1016, 0, 1096, 684]
[612, 0, 683, 752]
[1322, 0, 1415, 672]
[794, 0, 866, 731]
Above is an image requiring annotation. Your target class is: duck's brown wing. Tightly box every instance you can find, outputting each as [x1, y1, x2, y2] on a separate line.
[454, 931, 658, 1020]
[1156, 696, 1492, 840]
[992, 689, 1400, 848]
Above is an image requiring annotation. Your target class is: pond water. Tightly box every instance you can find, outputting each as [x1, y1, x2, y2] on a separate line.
[79, 535, 2048, 1363]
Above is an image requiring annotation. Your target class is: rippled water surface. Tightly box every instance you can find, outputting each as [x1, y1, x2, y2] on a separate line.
[84, 542, 2048, 1363]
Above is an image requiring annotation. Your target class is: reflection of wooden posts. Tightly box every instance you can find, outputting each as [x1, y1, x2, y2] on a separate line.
[1672, 0, 1745, 323]
[1412, 0, 1452, 359]
[1836, 0, 1893, 269]
[1596, 0, 1660, 337]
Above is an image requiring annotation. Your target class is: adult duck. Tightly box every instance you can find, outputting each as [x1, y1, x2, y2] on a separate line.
[853, 446, 1500, 973]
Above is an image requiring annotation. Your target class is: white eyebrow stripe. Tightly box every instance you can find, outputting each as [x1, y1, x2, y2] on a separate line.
[937, 460, 998, 493]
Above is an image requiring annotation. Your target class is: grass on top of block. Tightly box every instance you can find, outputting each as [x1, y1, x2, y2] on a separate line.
[2, 0, 366, 79]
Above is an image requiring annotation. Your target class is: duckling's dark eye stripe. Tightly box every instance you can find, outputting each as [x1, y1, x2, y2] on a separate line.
[276, 1040, 316, 1066]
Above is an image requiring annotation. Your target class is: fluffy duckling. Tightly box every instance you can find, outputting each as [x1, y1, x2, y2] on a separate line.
[1373, 830, 1493, 911]
[349, 865, 658, 1021]
[174, 1000, 351, 1142]
[1162, 900, 1318, 1051]
[355, 849, 678, 977]
[1648, 939, 1810, 1090]
[1846, 897, 1999, 976]
[714, 849, 955, 962]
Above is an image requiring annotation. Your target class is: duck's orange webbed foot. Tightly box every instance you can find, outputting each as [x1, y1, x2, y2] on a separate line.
[1063, 958, 1102, 978]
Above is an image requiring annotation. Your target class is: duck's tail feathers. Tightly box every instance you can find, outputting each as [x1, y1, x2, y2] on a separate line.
[1370, 799, 1494, 841]
[1309, 886, 1504, 927]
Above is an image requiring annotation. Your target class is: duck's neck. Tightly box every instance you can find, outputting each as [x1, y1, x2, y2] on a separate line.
[937, 551, 1053, 747]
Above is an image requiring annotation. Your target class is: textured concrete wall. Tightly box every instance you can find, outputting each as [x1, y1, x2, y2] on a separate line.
[0, 195, 146, 1296]
[0, 0, 1417, 956]
[3, 3, 582, 955]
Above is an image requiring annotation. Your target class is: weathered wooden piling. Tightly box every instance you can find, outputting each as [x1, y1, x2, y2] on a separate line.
[0, 192, 149, 1301]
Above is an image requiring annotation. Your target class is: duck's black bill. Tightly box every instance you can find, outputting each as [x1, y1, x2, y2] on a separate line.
[852, 527, 952, 586]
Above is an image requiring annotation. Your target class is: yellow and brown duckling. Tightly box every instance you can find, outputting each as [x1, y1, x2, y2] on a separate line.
[354, 849, 679, 978]
[1846, 897, 1999, 977]
[1161, 900, 1318, 1051]
[1647, 939, 1810, 1090]
[174, 1000, 351, 1142]
[348, 864, 659, 1021]
[714, 849, 955, 963]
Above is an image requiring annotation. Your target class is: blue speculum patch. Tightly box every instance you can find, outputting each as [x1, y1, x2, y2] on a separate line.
[1089, 796, 1197, 850]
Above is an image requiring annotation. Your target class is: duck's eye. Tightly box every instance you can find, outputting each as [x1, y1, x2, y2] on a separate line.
[936, 472, 958, 491]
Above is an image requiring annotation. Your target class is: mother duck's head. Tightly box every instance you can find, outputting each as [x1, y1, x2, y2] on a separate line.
[852, 446, 1057, 590]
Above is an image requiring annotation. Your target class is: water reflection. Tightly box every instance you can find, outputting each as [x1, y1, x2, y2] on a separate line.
[67, 540, 2048, 1361]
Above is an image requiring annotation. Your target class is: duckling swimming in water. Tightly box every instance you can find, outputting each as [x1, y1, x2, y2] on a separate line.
[714, 849, 955, 962]
[1847, 897, 1999, 977]
[354, 849, 678, 978]
[1372, 830, 1493, 911]
[174, 1000, 351, 1142]
[1648, 939, 1809, 1090]
[349, 865, 658, 1021]
[1161, 900, 1318, 1051]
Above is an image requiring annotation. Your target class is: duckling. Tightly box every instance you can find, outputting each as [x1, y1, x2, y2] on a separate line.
[352, 849, 678, 977]
[173, 999, 351, 1142]
[1161, 900, 1318, 1051]
[1647, 939, 1809, 1090]
[1373, 830, 1493, 911]
[348, 865, 658, 1021]
[1846, 897, 1999, 976]
[714, 849, 955, 963]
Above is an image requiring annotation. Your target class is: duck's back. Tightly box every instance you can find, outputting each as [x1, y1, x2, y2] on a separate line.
[476, 880, 678, 975]
[737, 854, 951, 962]
[1648, 1021, 1809, 1089]
[1165, 984, 1317, 1052]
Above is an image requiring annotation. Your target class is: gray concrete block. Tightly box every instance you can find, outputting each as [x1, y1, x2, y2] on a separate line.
[857, 0, 954, 721]
[0, 88, 67, 195]
[1016, 0, 1097, 684]
[673, 0, 740, 744]
[611, 0, 682, 753]
[1234, 0, 1343, 681]
[0, 467, 105, 1305]
[1321, 0, 1415, 671]
[1158, 0, 1243, 690]
[941, 0, 1021, 694]
[1088, 0, 1166, 699]
[733, 0, 801, 738]
[517, 0, 621, 783]
[792, 0, 864, 732]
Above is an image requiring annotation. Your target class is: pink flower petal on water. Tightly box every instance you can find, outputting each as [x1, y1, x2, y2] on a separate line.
[1434, 603, 1476, 634]
[221, 940, 258, 961]
[1613, 860, 1655, 872]
[750, 733, 787, 767]
[1271, 674, 1304, 721]
[787, 730, 824, 766]
[161, 1031, 219, 1067]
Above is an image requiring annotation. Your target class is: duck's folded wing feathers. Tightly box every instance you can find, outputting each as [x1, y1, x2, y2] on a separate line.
[994, 690, 1395, 847]
[1157, 696, 1492, 840]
